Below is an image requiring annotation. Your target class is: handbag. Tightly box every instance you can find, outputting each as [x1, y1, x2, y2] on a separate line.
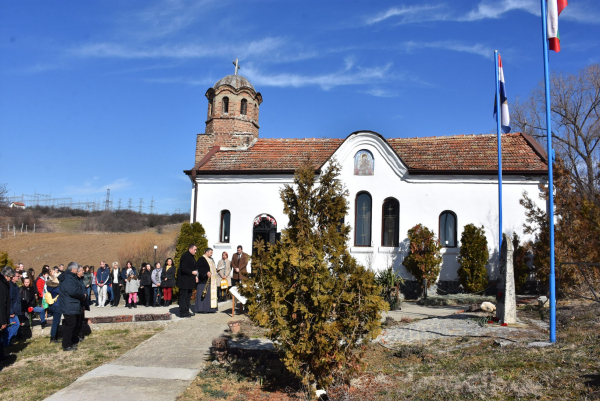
[44, 292, 56, 306]
[220, 278, 228, 290]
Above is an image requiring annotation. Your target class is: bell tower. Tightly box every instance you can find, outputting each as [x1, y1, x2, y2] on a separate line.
[195, 60, 263, 164]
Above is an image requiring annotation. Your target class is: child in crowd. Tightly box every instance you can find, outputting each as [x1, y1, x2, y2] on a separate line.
[125, 274, 140, 309]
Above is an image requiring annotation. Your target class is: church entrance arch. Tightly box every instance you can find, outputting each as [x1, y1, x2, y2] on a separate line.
[252, 214, 278, 254]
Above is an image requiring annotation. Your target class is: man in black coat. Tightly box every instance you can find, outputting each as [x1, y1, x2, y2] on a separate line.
[177, 244, 198, 318]
[0, 267, 14, 360]
[58, 262, 86, 351]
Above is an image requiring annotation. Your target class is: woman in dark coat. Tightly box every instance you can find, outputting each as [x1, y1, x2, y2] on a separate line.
[139, 263, 153, 307]
[161, 258, 176, 306]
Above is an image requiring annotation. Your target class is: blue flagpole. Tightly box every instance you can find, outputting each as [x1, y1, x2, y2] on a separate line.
[540, 0, 556, 343]
[495, 50, 503, 256]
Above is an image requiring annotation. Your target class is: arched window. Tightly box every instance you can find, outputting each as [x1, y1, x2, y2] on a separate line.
[381, 198, 399, 247]
[439, 211, 457, 247]
[240, 99, 247, 115]
[222, 97, 229, 114]
[220, 210, 231, 243]
[209, 98, 214, 116]
[355, 192, 372, 246]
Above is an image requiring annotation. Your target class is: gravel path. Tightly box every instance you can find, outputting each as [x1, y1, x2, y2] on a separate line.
[377, 314, 542, 345]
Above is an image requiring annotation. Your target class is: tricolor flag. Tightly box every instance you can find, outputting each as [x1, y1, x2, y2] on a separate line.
[547, 0, 568, 52]
[494, 55, 511, 134]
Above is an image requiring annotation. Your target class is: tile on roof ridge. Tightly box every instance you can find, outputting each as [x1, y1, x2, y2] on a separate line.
[389, 132, 523, 141]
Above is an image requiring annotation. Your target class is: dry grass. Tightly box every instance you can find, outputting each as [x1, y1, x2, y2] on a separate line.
[0, 326, 163, 401]
[0, 225, 180, 275]
[178, 300, 600, 400]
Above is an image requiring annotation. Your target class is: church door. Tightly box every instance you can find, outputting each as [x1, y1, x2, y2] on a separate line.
[252, 214, 277, 255]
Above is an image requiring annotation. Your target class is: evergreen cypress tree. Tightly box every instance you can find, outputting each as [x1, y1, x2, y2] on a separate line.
[239, 161, 387, 391]
[457, 224, 489, 293]
[402, 224, 442, 288]
[0, 251, 13, 268]
[173, 222, 208, 298]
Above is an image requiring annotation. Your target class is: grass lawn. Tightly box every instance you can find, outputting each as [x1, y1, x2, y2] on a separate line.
[178, 301, 600, 400]
[0, 326, 163, 401]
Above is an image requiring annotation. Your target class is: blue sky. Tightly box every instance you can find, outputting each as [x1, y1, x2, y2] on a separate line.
[1, 0, 599, 214]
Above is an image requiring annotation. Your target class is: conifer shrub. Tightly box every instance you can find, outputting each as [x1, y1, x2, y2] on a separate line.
[402, 224, 442, 288]
[172, 222, 208, 299]
[457, 224, 489, 293]
[239, 161, 387, 392]
[0, 251, 13, 268]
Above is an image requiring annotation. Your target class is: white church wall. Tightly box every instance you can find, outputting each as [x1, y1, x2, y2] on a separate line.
[190, 132, 546, 283]
[326, 131, 547, 282]
[191, 174, 294, 273]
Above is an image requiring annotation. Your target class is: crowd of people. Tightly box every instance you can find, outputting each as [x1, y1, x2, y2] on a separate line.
[0, 244, 249, 356]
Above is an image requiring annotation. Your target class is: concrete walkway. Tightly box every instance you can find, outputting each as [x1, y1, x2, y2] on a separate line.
[45, 301, 234, 401]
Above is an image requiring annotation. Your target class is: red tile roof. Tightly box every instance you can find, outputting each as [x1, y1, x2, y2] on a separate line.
[198, 138, 343, 172]
[193, 133, 547, 174]
[388, 133, 548, 172]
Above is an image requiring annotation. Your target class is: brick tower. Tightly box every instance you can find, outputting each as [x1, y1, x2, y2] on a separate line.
[194, 70, 263, 164]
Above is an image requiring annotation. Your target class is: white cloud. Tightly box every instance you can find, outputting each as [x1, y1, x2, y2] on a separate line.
[242, 60, 393, 90]
[71, 37, 286, 60]
[366, 5, 444, 25]
[368, 0, 598, 26]
[461, 0, 538, 21]
[364, 88, 398, 98]
[65, 178, 131, 196]
[402, 41, 493, 59]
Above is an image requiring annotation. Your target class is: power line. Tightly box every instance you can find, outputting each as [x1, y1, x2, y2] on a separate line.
[139, 198, 143, 214]
[105, 189, 111, 211]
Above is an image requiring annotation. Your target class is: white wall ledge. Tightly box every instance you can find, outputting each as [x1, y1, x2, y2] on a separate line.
[350, 247, 374, 253]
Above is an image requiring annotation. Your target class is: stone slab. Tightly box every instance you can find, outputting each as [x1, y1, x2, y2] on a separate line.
[228, 338, 277, 351]
[45, 376, 189, 401]
[381, 302, 465, 321]
[78, 364, 199, 381]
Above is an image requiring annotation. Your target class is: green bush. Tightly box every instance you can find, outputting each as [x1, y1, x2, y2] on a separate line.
[173, 222, 208, 299]
[240, 161, 387, 392]
[375, 266, 404, 310]
[457, 224, 489, 293]
[0, 251, 13, 268]
[402, 224, 442, 288]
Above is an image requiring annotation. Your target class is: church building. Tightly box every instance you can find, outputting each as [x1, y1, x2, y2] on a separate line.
[184, 69, 548, 290]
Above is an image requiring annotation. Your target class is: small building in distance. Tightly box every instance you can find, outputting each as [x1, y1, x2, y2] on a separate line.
[10, 202, 26, 209]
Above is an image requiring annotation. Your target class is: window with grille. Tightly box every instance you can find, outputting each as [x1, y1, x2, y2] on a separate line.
[355, 192, 372, 246]
[439, 211, 457, 247]
[220, 210, 231, 243]
[382, 198, 399, 247]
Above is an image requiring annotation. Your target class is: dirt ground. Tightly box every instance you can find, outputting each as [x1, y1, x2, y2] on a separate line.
[0, 224, 180, 274]
[179, 300, 600, 400]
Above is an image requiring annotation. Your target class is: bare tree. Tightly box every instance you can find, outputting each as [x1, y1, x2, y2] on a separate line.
[0, 183, 8, 208]
[513, 64, 600, 199]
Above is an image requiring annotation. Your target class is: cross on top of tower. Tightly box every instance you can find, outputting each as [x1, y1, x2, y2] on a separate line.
[232, 58, 241, 75]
